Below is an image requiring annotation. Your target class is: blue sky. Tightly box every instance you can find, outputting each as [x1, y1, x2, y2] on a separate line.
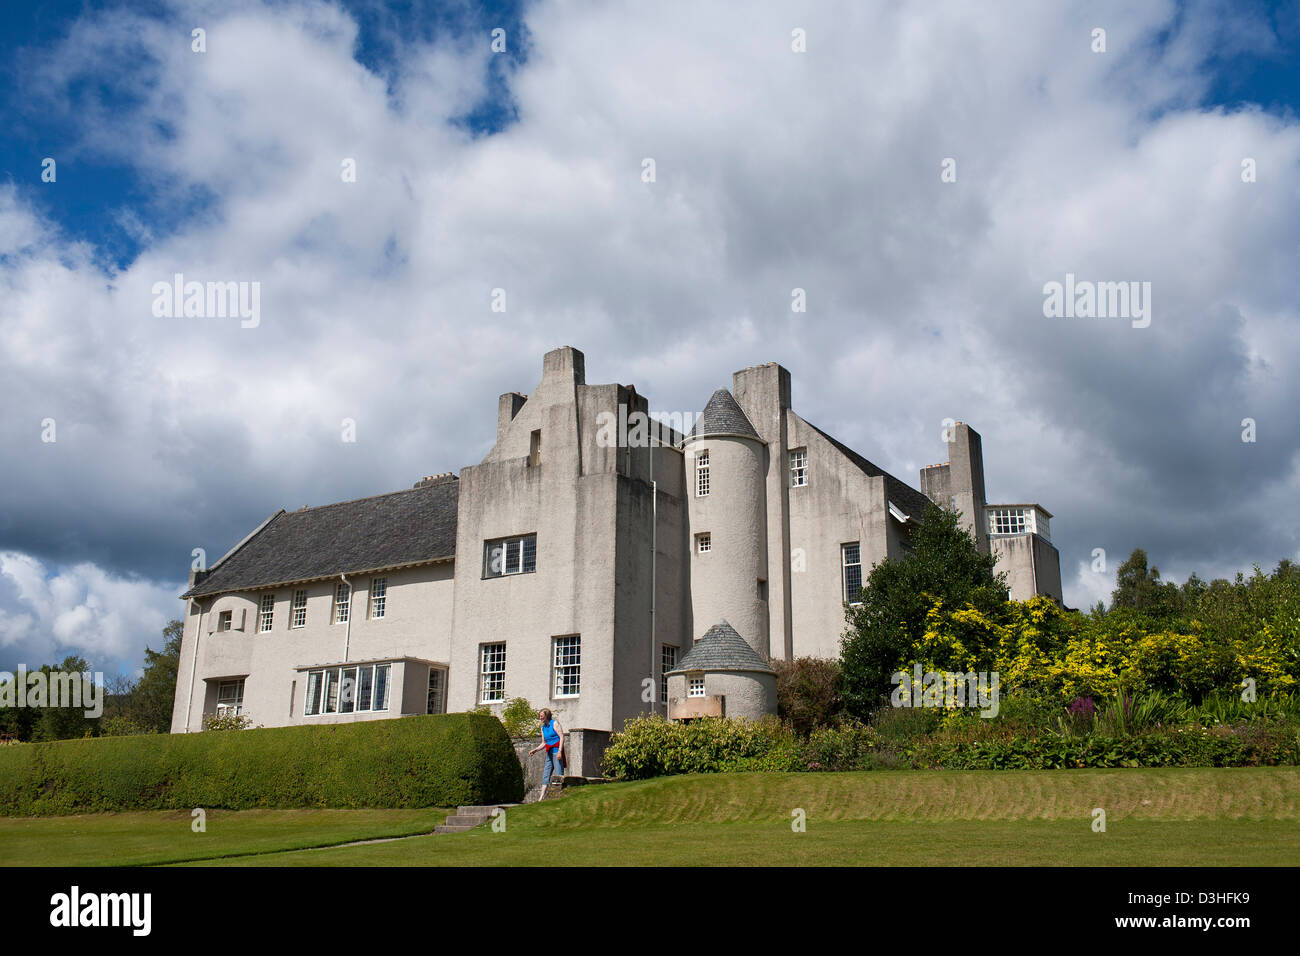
[2, 0, 1300, 676]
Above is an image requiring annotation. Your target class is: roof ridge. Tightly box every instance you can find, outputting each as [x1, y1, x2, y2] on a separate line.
[285, 478, 457, 515]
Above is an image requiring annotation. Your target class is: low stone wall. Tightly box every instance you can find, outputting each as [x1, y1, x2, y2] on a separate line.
[512, 728, 613, 787]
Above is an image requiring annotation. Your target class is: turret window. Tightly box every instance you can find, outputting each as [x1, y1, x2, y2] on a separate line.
[696, 450, 710, 497]
[697, 532, 711, 553]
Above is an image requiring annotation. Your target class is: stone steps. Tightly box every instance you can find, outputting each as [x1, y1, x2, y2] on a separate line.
[433, 803, 518, 835]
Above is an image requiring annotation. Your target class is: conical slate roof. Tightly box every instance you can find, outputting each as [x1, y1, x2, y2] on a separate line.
[667, 620, 775, 675]
[686, 389, 761, 441]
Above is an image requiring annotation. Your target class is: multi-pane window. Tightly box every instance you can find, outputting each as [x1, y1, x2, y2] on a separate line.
[988, 507, 1028, 535]
[258, 594, 274, 632]
[304, 663, 390, 716]
[291, 589, 307, 628]
[216, 679, 244, 715]
[696, 450, 710, 497]
[480, 643, 506, 703]
[842, 543, 863, 605]
[790, 448, 808, 487]
[333, 582, 351, 624]
[660, 645, 677, 703]
[688, 675, 706, 698]
[553, 636, 581, 698]
[427, 668, 446, 714]
[218, 610, 233, 632]
[697, 532, 711, 553]
[369, 577, 387, 619]
[483, 535, 537, 578]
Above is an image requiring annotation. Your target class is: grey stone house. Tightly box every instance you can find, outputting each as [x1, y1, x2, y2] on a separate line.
[171, 347, 1060, 765]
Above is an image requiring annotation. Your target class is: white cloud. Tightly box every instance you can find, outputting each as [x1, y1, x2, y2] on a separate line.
[0, 552, 179, 669]
[0, 0, 1297, 625]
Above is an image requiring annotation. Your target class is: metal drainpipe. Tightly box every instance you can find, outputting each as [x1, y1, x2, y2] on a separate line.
[341, 573, 352, 662]
[183, 597, 202, 733]
[650, 435, 658, 715]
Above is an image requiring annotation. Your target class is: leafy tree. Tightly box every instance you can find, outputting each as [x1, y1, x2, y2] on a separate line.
[839, 506, 1007, 718]
[130, 619, 183, 733]
[31, 655, 97, 741]
[1110, 548, 1180, 619]
[772, 657, 844, 735]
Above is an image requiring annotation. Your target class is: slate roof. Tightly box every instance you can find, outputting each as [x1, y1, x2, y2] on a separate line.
[667, 620, 775, 675]
[182, 478, 459, 598]
[687, 389, 761, 441]
[805, 421, 935, 521]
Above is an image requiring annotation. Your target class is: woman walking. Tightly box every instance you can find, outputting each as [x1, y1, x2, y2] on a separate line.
[529, 708, 565, 790]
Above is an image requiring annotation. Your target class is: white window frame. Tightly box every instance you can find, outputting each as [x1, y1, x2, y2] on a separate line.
[660, 645, 677, 704]
[688, 674, 706, 698]
[304, 663, 390, 716]
[369, 577, 387, 619]
[553, 635, 581, 698]
[217, 610, 233, 632]
[696, 449, 710, 497]
[258, 594, 274, 633]
[479, 643, 506, 703]
[988, 507, 1028, 536]
[333, 582, 351, 624]
[427, 667, 447, 715]
[842, 542, 863, 606]
[291, 589, 308, 628]
[483, 535, 537, 578]
[790, 448, 808, 487]
[216, 679, 244, 715]
[697, 532, 711, 554]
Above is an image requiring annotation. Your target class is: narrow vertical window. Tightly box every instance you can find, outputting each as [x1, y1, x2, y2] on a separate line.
[553, 635, 581, 698]
[333, 582, 351, 624]
[258, 594, 275, 632]
[660, 645, 677, 703]
[291, 589, 308, 628]
[842, 543, 863, 605]
[427, 668, 446, 714]
[480, 643, 506, 703]
[696, 449, 710, 497]
[529, 429, 542, 467]
[369, 577, 387, 619]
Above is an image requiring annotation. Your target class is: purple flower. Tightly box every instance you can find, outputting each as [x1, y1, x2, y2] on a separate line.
[1067, 697, 1096, 718]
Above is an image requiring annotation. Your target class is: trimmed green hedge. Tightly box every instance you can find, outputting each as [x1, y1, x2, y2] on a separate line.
[0, 713, 523, 816]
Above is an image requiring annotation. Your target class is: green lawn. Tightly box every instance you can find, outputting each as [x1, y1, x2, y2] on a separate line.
[0, 808, 449, 867]
[3, 768, 1298, 866]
